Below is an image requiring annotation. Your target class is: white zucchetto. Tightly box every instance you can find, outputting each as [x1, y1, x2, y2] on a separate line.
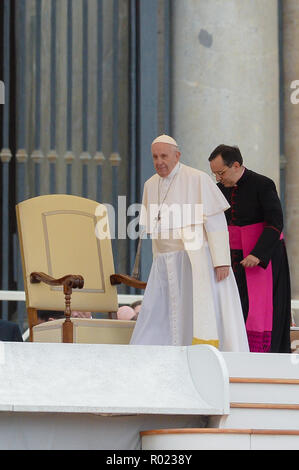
[151, 134, 178, 147]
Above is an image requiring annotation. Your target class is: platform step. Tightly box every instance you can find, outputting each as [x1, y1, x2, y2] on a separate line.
[141, 428, 299, 450]
[228, 377, 299, 405]
[222, 352, 299, 380]
[217, 353, 299, 430]
[220, 403, 299, 430]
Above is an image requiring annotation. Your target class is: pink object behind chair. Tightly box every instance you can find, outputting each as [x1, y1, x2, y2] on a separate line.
[117, 306, 135, 320]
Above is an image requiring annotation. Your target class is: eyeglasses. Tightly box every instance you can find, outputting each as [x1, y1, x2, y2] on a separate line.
[211, 166, 231, 178]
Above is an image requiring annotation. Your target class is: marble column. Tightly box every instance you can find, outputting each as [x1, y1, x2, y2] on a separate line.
[171, 0, 280, 185]
[283, 0, 299, 298]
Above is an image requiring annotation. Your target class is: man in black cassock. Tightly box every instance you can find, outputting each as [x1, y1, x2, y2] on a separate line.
[209, 144, 291, 353]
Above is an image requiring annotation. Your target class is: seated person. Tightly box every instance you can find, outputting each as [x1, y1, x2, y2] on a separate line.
[130, 300, 142, 318]
[68, 311, 92, 319]
[37, 310, 92, 324]
[0, 319, 23, 342]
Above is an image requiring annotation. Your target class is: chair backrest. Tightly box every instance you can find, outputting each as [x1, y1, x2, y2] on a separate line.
[16, 194, 118, 313]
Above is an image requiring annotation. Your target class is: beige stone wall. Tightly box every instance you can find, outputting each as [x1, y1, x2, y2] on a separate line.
[171, 0, 280, 186]
[283, 0, 299, 297]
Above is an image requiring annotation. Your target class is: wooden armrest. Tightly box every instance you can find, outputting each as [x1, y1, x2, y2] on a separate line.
[110, 274, 146, 290]
[30, 272, 84, 290]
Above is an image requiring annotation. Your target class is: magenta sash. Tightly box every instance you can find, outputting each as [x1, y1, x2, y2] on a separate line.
[228, 222, 283, 352]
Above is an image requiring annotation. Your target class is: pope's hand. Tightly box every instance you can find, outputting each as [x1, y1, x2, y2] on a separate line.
[215, 266, 229, 282]
[240, 254, 260, 268]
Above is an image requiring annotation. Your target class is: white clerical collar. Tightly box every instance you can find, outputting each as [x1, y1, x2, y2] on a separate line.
[160, 162, 181, 182]
[234, 167, 246, 186]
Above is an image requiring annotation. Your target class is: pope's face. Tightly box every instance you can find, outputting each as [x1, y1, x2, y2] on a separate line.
[151, 142, 181, 178]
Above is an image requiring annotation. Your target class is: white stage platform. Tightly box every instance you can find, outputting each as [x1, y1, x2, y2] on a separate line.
[0, 342, 228, 450]
[2, 341, 299, 450]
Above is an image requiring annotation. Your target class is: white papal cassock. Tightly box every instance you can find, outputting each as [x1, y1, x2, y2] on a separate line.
[130, 162, 249, 352]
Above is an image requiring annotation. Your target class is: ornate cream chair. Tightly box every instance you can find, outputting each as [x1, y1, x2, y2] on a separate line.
[16, 195, 145, 343]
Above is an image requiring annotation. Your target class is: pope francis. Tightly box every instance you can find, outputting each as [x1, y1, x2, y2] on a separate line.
[130, 135, 249, 352]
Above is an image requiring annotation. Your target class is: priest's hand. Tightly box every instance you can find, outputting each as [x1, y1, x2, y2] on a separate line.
[240, 254, 260, 268]
[215, 266, 229, 282]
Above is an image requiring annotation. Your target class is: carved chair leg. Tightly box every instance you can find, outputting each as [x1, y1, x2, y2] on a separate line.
[27, 307, 38, 342]
[62, 284, 73, 343]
